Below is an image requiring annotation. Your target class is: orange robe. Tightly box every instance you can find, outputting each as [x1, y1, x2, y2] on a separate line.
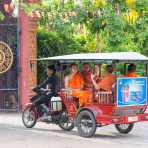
[125, 72, 137, 77]
[68, 72, 91, 107]
[81, 71, 93, 91]
[98, 73, 116, 91]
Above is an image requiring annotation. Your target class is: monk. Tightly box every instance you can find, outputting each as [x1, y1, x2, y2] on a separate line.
[93, 64, 101, 84]
[65, 63, 91, 107]
[81, 63, 93, 91]
[91, 65, 116, 91]
[125, 64, 137, 77]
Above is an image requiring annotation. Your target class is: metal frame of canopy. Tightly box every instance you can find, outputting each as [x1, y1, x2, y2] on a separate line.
[35, 52, 148, 64]
[34, 52, 148, 80]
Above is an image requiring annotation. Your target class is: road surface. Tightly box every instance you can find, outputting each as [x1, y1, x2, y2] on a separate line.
[0, 120, 148, 148]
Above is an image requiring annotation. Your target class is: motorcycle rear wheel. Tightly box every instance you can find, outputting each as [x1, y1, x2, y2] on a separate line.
[58, 111, 74, 131]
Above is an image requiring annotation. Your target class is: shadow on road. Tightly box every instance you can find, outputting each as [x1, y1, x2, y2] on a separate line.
[30, 126, 139, 140]
[0, 122, 141, 141]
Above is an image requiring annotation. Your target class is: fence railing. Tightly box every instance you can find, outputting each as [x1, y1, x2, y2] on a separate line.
[0, 89, 19, 112]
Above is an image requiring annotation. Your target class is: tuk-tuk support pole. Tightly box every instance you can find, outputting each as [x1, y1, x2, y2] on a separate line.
[124, 63, 127, 75]
[146, 64, 148, 76]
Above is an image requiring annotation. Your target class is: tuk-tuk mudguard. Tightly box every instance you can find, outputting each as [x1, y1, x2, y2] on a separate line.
[76, 104, 103, 119]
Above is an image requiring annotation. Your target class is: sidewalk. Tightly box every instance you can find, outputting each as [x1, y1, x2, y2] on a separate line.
[0, 112, 61, 129]
[0, 112, 23, 127]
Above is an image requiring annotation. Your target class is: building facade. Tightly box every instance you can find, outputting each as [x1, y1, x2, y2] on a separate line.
[0, 0, 38, 111]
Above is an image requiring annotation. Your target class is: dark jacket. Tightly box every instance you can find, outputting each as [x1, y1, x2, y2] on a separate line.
[35, 75, 60, 95]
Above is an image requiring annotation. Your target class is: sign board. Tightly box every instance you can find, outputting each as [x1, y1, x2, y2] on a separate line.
[117, 77, 147, 107]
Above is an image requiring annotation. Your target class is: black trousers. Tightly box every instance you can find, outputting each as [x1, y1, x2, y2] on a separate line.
[33, 93, 55, 114]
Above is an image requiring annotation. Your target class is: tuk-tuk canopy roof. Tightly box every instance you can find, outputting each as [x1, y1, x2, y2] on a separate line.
[37, 52, 148, 63]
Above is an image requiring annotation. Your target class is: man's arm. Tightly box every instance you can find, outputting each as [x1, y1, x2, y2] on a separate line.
[91, 74, 99, 90]
[34, 78, 49, 91]
[64, 76, 69, 88]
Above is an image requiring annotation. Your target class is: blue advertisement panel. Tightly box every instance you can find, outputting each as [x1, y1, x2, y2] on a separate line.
[117, 77, 147, 107]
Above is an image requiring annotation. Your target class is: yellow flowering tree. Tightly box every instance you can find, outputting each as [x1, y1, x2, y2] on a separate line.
[123, 9, 138, 24]
[125, 0, 135, 8]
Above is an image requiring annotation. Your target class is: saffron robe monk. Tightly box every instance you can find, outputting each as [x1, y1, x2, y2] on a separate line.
[91, 65, 116, 91]
[125, 64, 138, 77]
[93, 64, 101, 84]
[65, 63, 91, 107]
[81, 63, 93, 91]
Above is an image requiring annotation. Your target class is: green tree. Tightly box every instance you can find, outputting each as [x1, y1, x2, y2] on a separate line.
[20, 0, 148, 80]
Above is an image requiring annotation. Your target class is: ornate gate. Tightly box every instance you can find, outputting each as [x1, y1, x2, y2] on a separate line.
[0, 0, 19, 111]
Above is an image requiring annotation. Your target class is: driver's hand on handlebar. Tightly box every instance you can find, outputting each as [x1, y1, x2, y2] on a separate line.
[32, 86, 38, 92]
[40, 88, 51, 92]
[40, 88, 45, 91]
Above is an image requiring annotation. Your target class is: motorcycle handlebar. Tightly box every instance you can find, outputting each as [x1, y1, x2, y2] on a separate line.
[33, 87, 51, 96]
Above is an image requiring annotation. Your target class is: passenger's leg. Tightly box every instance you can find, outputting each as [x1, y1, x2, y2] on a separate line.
[79, 91, 92, 107]
[72, 91, 91, 107]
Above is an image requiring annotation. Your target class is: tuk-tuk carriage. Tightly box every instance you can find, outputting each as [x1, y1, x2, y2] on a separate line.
[22, 52, 148, 138]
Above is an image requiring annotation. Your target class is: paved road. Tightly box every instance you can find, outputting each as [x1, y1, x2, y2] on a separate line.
[0, 120, 148, 148]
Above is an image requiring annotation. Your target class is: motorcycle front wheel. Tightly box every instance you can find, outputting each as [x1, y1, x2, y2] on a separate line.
[22, 106, 37, 128]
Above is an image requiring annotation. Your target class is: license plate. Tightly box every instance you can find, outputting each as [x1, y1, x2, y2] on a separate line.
[128, 116, 138, 122]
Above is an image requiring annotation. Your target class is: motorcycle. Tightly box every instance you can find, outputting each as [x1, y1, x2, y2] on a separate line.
[22, 87, 74, 131]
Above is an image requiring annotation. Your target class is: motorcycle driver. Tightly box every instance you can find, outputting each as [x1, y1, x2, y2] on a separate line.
[33, 65, 60, 117]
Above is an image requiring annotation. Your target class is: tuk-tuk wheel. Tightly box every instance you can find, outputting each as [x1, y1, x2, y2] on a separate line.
[76, 110, 97, 138]
[115, 123, 134, 134]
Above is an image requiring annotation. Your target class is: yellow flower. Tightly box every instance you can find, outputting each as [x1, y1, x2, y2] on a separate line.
[94, 0, 106, 9]
[125, 0, 135, 8]
[123, 9, 138, 24]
